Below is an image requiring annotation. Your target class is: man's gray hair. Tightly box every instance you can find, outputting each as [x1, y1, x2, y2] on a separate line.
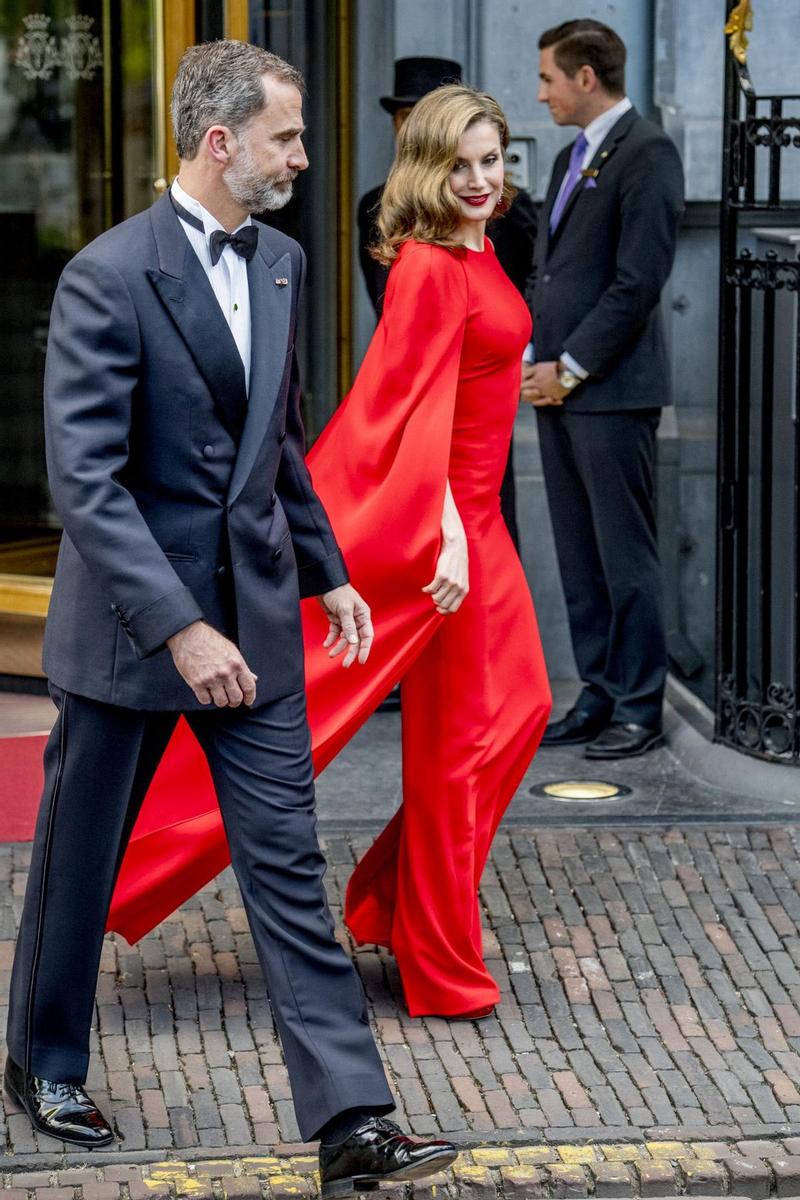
[171, 40, 305, 161]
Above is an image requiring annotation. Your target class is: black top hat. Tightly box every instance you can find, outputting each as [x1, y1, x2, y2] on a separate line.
[380, 56, 463, 114]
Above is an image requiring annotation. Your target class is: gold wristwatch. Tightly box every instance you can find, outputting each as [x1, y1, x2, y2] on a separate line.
[557, 359, 581, 391]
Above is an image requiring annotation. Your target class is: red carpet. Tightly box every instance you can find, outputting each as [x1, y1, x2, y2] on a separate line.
[0, 733, 46, 841]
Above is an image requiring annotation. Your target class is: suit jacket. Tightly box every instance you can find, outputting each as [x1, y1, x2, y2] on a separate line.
[528, 107, 685, 412]
[42, 193, 348, 710]
[357, 184, 538, 315]
[357, 183, 389, 317]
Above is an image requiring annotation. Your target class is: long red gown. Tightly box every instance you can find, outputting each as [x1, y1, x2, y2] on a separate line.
[107, 238, 551, 1015]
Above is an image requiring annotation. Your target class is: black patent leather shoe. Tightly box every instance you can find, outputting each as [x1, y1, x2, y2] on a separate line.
[3, 1055, 114, 1148]
[585, 722, 664, 760]
[319, 1116, 457, 1198]
[540, 707, 611, 746]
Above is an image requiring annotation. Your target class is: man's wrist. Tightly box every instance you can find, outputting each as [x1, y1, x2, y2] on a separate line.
[556, 358, 582, 391]
[167, 619, 205, 649]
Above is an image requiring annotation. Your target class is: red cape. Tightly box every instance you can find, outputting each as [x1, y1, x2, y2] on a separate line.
[108, 243, 469, 944]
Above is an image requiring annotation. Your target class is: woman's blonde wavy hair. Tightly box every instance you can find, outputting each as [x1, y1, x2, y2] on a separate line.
[373, 84, 516, 266]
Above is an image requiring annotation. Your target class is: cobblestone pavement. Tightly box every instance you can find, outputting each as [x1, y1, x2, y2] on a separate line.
[6, 821, 800, 1193]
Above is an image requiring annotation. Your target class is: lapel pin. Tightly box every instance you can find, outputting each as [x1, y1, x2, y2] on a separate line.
[275, 277, 288, 287]
[601, 151, 610, 158]
[581, 168, 600, 178]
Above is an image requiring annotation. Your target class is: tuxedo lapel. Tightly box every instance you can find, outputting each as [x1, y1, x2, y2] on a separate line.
[147, 195, 247, 442]
[227, 230, 292, 505]
[547, 108, 639, 254]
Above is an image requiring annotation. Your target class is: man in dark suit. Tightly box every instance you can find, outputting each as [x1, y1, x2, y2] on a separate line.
[522, 19, 684, 760]
[3, 41, 456, 1194]
[358, 57, 537, 547]
[357, 58, 463, 318]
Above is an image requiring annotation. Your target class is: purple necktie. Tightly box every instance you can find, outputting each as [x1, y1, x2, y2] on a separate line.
[549, 132, 589, 233]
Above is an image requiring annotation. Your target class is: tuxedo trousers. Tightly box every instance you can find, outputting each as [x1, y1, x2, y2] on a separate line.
[536, 407, 666, 728]
[6, 686, 393, 1140]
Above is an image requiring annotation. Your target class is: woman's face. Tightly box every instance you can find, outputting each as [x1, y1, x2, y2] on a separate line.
[448, 120, 504, 228]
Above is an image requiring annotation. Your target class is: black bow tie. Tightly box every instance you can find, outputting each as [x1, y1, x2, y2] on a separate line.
[209, 225, 259, 266]
[170, 191, 258, 266]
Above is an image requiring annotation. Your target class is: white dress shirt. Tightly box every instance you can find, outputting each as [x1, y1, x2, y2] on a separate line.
[171, 176, 253, 390]
[549, 96, 633, 380]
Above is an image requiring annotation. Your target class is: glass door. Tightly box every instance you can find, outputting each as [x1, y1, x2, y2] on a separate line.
[0, 0, 350, 678]
[0, 0, 162, 675]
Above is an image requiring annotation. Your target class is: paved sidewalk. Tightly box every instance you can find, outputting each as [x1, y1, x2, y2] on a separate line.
[6, 824, 800, 1168]
[5, 703, 800, 1196]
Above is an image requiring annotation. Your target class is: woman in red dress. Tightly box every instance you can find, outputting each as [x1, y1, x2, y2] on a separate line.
[108, 85, 551, 1019]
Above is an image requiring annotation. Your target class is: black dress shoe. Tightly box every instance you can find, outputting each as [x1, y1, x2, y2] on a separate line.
[540, 707, 611, 746]
[585, 722, 663, 760]
[3, 1055, 114, 1148]
[319, 1116, 457, 1198]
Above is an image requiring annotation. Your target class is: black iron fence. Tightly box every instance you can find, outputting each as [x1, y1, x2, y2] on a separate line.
[717, 4, 800, 762]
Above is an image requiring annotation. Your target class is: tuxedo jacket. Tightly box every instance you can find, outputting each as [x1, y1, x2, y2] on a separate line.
[42, 193, 348, 710]
[528, 107, 685, 412]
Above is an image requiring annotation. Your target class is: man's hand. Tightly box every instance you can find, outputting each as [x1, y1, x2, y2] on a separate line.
[318, 584, 374, 667]
[167, 620, 257, 707]
[521, 361, 570, 407]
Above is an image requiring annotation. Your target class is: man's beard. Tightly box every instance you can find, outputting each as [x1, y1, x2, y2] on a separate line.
[224, 140, 295, 213]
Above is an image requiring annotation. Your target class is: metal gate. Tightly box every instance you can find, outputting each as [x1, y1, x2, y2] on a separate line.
[717, 1, 800, 762]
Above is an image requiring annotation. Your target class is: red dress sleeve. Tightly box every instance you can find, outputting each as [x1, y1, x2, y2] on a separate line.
[107, 242, 469, 944]
[303, 243, 470, 769]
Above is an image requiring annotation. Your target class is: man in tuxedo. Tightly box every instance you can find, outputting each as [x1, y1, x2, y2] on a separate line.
[3, 40, 456, 1194]
[522, 19, 684, 760]
[358, 56, 537, 547]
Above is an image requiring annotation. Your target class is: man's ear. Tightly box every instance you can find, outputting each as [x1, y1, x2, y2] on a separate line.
[579, 65, 598, 94]
[206, 125, 233, 165]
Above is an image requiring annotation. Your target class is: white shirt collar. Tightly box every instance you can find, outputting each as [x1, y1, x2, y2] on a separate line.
[171, 176, 251, 235]
[582, 96, 633, 153]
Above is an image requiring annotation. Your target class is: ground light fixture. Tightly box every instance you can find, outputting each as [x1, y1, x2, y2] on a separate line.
[529, 779, 633, 801]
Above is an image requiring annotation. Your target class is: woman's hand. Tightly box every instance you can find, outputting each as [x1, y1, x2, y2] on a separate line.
[423, 533, 469, 614]
[422, 480, 469, 614]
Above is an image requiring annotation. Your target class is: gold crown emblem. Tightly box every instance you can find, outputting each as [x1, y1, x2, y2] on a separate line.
[22, 14, 51, 31]
[65, 14, 95, 32]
